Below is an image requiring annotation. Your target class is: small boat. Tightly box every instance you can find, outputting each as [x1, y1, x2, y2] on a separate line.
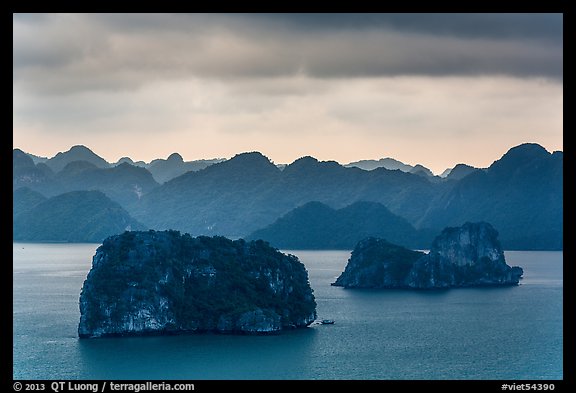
[320, 319, 335, 325]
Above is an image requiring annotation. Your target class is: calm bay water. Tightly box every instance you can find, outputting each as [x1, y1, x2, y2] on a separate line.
[13, 243, 563, 380]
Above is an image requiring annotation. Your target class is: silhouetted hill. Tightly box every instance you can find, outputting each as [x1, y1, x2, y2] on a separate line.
[345, 157, 414, 172]
[13, 190, 146, 242]
[409, 164, 435, 178]
[147, 153, 225, 183]
[45, 145, 110, 173]
[116, 157, 135, 165]
[114, 157, 149, 167]
[13, 149, 35, 169]
[25, 152, 49, 164]
[246, 201, 435, 249]
[13, 149, 54, 190]
[445, 164, 480, 180]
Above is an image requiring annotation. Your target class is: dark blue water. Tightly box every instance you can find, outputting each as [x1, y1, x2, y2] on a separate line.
[13, 244, 563, 380]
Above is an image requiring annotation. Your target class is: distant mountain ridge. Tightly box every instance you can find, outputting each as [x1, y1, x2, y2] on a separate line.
[19, 145, 225, 184]
[146, 153, 225, 183]
[345, 157, 415, 172]
[45, 145, 111, 173]
[13, 142, 563, 250]
[416, 143, 562, 249]
[13, 190, 146, 242]
[444, 164, 479, 180]
[246, 201, 435, 249]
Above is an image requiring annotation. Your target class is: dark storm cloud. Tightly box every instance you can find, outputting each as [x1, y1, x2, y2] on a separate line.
[236, 13, 563, 79]
[13, 13, 562, 96]
[90, 13, 562, 40]
[247, 13, 562, 41]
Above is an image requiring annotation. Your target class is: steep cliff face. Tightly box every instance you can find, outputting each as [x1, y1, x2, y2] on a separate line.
[332, 222, 523, 289]
[332, 238, 425, 288]
[407, 222, 523, 288]
[79, 230, 316, 338]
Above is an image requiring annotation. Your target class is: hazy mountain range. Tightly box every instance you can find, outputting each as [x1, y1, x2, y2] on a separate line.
[15, 145, 225, 185]
[13, 189, 146, 242]
[245, 201, 437, 249]
[344, 157, 469, 179]
[345, 157, 415, 172]
[12, 143, 562, 250]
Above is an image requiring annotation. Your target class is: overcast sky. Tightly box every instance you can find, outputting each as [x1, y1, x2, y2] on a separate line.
[13, 13, 563, 174]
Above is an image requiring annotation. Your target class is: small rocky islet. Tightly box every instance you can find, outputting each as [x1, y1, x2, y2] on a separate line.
[78, 230, 317, 338]
[332, 222, 523, 289]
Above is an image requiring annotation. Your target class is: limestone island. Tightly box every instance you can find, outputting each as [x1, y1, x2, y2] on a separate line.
[79, 230, 317, 338]
[332, 222, 523, 289]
